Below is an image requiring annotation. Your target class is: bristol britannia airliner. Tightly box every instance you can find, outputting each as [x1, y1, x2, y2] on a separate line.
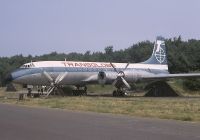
[7, 37, 200, 96]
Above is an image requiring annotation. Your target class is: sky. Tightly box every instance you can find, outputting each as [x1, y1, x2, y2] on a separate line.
[0, 0, 200, 57]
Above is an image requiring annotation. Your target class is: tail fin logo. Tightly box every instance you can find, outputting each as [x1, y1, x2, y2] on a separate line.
[142, 37, 167, 65]
[154, 41, 166, 64]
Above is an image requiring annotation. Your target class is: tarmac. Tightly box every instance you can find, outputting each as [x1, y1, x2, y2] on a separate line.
[0, 103, 200, 140]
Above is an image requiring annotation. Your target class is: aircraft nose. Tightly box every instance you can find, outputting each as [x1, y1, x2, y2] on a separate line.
[5, 74, 13, 82]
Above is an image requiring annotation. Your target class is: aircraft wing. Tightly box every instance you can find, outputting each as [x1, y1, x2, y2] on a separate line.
[141, 73, 200, 81]
[82, 72, 200, 84]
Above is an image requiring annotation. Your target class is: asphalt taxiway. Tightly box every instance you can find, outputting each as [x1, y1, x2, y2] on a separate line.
[0, 103, 199, 140]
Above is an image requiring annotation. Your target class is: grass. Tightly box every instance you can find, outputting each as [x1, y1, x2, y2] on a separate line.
[0, 84, 200, 122]
[1, 94, 200, 122]
[168, 80, 200, 96]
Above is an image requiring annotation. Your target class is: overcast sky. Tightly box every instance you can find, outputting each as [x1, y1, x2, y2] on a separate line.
[0, 0, 200, 57]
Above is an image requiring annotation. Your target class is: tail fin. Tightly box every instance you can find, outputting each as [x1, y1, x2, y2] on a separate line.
[143, 36, 167, 65]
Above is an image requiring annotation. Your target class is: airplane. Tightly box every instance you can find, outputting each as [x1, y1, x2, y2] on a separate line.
[6, 36, 200, 97]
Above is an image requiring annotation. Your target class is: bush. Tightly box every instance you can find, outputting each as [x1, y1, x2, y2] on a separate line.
[183, 79, 200, 91]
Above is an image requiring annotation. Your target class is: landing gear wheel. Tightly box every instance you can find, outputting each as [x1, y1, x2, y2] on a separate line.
[83, 91, 87, 96]
[31, 93, 34, 98]
[113, 89, 126, 97]
[113, 90, 117, 97]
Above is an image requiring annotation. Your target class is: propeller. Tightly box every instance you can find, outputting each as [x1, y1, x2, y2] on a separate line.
[42, 71, 54, 85]
[110, 62, 131, 89]
[41, 69, 68, 97]
[55, 72, 68, 84]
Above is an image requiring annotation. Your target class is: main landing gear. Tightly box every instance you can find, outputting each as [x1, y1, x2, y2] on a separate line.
[72, 86, 87, 96]
[112, 88, 128, 97]
[109, 62, 131, 97]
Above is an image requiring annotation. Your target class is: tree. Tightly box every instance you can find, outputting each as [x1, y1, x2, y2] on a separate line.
[0, 37, 200, 88]
[104, 46, 113, 55]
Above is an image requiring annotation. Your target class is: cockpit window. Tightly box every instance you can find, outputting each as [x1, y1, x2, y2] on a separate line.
[20, 63, 35, 68]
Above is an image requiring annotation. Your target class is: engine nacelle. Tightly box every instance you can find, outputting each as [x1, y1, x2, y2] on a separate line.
[117, 70, 142, 83]
[122, 70, 141, 82]
[98, 71, 117, 85]
[98, 70, 141, 86]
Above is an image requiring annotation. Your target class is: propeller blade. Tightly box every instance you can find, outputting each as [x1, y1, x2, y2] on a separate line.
[55, 72, 68, 84]
[121, 77, 131, 89]
[42, 71, 53, 83]
[46, 87, 55, 97]
[47, 87, 51, 93]
[55, 73, 62, 83]
[110, 62, 118, 73]
[124, 62, 130, 71]
[112, 79, 118, 86]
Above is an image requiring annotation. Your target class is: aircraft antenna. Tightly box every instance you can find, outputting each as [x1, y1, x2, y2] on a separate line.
[30, 60, 34, 66]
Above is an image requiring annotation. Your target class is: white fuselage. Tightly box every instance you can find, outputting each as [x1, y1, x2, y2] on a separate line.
[11, 61, 168, 86]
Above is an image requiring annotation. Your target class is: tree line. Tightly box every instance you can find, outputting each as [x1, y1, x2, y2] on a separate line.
[0, 36, 200, 89]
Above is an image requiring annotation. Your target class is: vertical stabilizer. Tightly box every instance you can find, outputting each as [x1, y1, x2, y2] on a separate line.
[142, 36, 167, 65]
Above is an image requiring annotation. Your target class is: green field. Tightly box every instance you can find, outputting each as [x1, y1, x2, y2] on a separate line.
[1, 86, 200, 122]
